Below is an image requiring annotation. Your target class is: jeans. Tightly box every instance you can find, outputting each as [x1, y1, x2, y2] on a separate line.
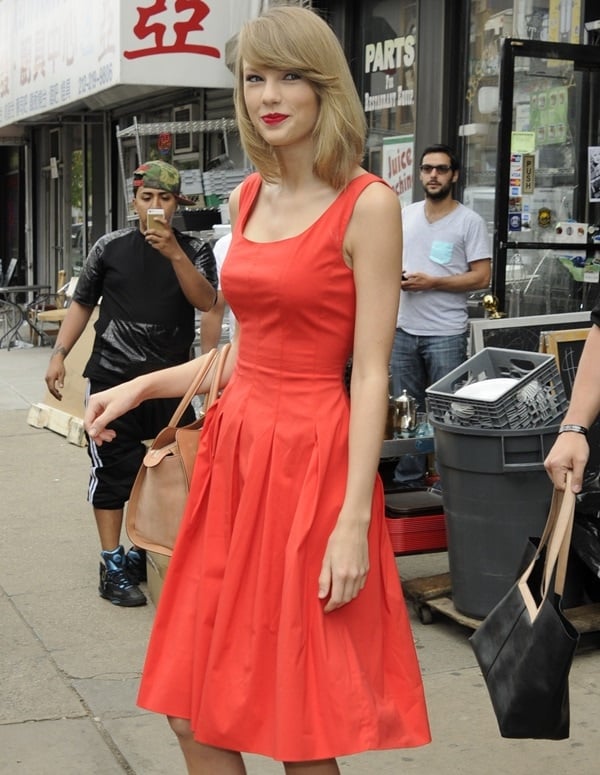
[390, 328, 468, 486]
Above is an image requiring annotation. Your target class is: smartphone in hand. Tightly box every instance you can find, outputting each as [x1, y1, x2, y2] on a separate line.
[147, 208, 166, 231]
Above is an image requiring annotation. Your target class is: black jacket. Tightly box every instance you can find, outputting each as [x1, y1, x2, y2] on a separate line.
[74, 227, 217, 384]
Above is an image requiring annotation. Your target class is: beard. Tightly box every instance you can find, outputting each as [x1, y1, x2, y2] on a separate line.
[423, 180, 453, 201]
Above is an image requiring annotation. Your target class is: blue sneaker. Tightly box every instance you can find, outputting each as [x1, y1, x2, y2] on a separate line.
[99, 545, 146, 607]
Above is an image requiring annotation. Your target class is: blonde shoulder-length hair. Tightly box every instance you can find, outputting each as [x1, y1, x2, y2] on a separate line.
[234, 6, 367, 191]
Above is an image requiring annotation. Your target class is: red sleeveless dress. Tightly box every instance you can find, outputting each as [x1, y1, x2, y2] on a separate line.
[137, 172, 431, 760]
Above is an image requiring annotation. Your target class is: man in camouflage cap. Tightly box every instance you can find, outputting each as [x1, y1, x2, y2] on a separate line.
[132, 159, 196, 206]
[45, 159, 218, 607]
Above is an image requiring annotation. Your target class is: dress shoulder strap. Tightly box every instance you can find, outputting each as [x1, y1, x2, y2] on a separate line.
[237, 172, 262, 225]
[348, 172, 385, 191]
[325, 173, 387, 243]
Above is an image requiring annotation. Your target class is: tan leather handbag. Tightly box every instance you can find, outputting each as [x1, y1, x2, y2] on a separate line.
[126, 343, 231, 556]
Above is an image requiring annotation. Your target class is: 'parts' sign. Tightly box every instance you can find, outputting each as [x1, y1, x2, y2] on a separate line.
[363, 33, 416, 114]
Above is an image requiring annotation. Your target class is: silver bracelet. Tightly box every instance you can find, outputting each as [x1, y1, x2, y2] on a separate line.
[558, 424, 588, 436]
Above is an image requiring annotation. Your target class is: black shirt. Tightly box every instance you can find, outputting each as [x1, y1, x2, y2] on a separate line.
[74, 227, 217, 384]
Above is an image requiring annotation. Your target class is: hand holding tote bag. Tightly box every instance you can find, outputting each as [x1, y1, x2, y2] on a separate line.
[126, 344, 231, 556]
[469, 473, 579, 740]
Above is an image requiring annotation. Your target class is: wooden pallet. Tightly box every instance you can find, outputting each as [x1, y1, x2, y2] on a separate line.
[403, 572, 600, 632]
[27, 402, 86, 447]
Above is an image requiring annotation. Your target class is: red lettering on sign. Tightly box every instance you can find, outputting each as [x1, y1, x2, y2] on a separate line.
[124, 0, 220, 60]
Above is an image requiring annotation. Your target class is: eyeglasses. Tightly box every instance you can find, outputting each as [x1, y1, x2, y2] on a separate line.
[420, 164, 452, 174]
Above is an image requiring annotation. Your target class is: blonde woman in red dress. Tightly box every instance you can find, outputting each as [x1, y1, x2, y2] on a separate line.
[84, 6, 430, 774]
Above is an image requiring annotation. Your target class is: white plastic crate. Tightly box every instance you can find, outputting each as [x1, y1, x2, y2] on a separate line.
[426, 347, 567, 429]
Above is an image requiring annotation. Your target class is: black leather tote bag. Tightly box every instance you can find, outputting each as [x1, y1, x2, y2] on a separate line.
[469, 474, 579, 740]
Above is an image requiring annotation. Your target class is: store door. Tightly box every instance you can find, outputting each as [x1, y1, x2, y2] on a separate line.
[494, 39, 600, 317]
[39, 122, 97, 287]
[40, 163, 65, 288]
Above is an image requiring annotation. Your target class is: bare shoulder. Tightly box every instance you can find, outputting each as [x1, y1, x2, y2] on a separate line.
[352, 175, 401, 223]
[348, 174, 401, 238]
[344, 175, 402, 267]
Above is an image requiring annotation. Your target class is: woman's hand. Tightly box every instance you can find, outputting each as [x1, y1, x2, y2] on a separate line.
[84, 383, 141, 445]
[318, 515, 370, 613]
[544, 432, 589, 493]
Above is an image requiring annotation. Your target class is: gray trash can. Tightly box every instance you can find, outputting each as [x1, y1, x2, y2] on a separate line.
[431, 420, 559, 619]
[425, 347, 569, 619]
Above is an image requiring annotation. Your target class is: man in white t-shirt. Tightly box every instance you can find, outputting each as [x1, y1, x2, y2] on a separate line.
[200, 231, 235, 351]
[391, 144, 491, 488]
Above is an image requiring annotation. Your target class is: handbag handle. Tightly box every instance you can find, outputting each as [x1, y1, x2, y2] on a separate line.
[541, 471, 575, 599]
[205, 342, 232, 411]
[167, 343, 232, 428]
[519, 472, 575, 619]
[167, 348, 218, 427]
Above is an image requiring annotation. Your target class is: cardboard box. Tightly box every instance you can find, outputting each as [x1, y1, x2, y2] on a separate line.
[146, 551, 171, 605]
[41, 305, 99, 419]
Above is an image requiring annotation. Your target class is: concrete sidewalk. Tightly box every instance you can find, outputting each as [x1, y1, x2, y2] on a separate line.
[1, 345, 599, 774]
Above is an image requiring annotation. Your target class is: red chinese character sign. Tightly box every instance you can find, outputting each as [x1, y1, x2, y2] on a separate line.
[0, 0, 248, 127]
[124, 0, 220, 60]
[121, 0, 235, 90]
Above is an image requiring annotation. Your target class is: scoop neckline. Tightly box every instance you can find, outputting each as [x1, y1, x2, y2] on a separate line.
[241, 173, 374, 245]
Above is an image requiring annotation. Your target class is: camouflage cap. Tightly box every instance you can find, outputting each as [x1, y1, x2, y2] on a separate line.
[132, 160, 195, 206]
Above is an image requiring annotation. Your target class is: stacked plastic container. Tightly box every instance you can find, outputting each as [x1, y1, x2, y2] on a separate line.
[426, 347, 568, 619]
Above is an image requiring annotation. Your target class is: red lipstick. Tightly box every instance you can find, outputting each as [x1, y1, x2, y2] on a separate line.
[262, 114, 287, 125]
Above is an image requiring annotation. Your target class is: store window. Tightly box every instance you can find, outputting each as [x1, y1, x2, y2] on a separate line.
[459, 1, 599, 319]
[68, 123, 97, 275]
[460, 1, 583, 239]
[357, 1, 417, 206]
[0, 148, 23, 282]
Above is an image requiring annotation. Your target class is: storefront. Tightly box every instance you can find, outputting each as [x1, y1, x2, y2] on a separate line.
[319, 0, 599, 318]
[0, 0, 252, 289]
[1, 0, 599, 317]
[459, 1, 600, 317]
[317, 0, 463, 205]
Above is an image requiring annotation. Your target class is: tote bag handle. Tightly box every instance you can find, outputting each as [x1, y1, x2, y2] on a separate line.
[167, 342, 232, 429]
[518, 471, 575, 620]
